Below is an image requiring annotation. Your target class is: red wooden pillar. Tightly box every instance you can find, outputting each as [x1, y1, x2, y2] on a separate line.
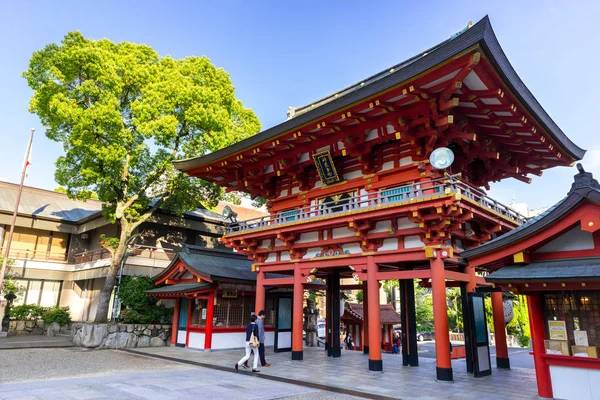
[204, 291, 215, 350]
[292, 266, 304, 360]
[255, 270, 265, 315]
[367, 255, 382, 371]
[527, 293, 553, 399]
[171, 297, 181, 346]
[431, 255, 453, 381]
[363, 281, 369, 354]
[465, 265, 476, 293]
[491, 291, 510, 368]
[185, 297, 193, 348]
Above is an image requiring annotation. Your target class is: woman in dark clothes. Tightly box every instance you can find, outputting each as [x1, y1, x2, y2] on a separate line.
[234, 315, 260, 372]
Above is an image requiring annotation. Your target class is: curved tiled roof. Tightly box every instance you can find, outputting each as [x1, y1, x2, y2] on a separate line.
[174, 15, 584, 173]
[343, 302, 401, 324]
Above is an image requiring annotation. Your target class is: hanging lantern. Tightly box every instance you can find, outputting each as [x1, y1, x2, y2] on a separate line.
[503, 299, 514, 324]
[340, 299, 345, 317]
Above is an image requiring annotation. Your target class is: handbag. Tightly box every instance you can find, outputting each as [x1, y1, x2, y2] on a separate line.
[249, 328, 260, 348]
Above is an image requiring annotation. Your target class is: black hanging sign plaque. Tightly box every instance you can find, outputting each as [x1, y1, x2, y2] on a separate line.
[312, 150, 340, 185]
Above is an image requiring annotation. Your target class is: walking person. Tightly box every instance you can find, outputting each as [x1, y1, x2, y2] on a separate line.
[257, 310, 271, 367]
[345, 332, 354, 350]
[235, 315, 260, 373]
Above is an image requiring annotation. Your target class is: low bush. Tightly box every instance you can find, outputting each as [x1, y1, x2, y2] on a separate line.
[42, 306, 71, 325]
[8, 304, 45, 320]
[518, 335, 531, 347]
[117, 276, 174, 324]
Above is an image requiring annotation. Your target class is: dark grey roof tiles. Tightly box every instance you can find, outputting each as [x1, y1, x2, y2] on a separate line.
[147, 282, 214, 294]
[485, 258, 600, 282]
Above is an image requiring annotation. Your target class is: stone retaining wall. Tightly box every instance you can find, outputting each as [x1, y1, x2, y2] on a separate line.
[72, 323, 171, 349]
[7, 320, 72, 336]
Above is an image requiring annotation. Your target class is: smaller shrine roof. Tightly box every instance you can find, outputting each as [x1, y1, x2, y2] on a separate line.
[486, 258, 600, 283]
[462, 164, 600, 259]
[147, 282, 214, 295]
[344, 302, 401, 324]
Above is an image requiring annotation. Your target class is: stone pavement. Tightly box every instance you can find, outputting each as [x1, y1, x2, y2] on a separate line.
[129, 345, 538, 400]
[0, 364, 354, 400]
[0, 335, 72, 349]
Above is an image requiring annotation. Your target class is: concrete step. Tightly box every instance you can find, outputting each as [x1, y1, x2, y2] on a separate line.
[0, 335, 73, 349]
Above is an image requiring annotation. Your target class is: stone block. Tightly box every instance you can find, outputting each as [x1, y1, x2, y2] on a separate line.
[36, 320, 44, 328]
[16, 321, 25, 331]
[118, 324, 127, 332]
[151, 329, 158, 337]
[126, 324, 134, 333]
[150, 337, 165, 347]
[108, 324, 117, 334]
[137, 335, 150, 348]
[142, 329, 152, 336]
[46, 322, 61, 337]
[25, 321, 35, 329]
[9, 321, 16, 330]
[80, 324, 108, 348]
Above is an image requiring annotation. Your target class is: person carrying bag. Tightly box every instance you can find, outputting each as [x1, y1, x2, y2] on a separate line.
[235, 315, 261, 372]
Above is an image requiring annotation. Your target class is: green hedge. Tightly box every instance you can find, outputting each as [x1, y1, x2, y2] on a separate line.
[8, 304, 71, 325]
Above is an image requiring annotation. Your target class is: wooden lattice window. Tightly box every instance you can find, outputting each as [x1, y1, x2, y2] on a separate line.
[543, 291, 600, 347]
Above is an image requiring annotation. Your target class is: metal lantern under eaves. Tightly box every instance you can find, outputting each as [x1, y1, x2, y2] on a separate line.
[429, 147, 455, 170]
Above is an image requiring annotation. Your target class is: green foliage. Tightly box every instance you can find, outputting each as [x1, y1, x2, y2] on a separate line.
[9, 304, 45, 320]
[252, 196, 268, 209]
[99, 234, 120, 250]
[118, 276, 173, 323]
[1, 256, 23, 299]
[54, 186, 67, 194]
[415, 281, 434, 332]
[24, 32, 261, 321]
[518, 335, 531, 347]
[42, 306, 72, 325]
[355, 289, 363, 303]
[506, 296, 530, 338]
[446, 288, 463, 332]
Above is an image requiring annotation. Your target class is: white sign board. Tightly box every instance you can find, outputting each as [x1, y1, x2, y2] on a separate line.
[548, 320, 568, 341]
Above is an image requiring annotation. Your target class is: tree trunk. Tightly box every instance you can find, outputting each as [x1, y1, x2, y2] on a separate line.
[94, 226, 130, 322]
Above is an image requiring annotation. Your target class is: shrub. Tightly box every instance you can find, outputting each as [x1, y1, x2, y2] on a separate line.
[117, 276, 173, 324]
[8, 304, 45, 320]
[42, 306, 71, 325]
[518, 335, 531, 347]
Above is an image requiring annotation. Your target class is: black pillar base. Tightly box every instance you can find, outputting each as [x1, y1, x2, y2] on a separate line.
[496, 357, 510, 369]
[436, 367, 453, 382]
[368, 359, 383, 372]
[330, 346, 341, 358]
[292, 350, 303, 361]
[363, 345, 369, 355]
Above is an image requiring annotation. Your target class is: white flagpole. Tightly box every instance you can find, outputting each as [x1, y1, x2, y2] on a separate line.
[0, 129, 35, 294]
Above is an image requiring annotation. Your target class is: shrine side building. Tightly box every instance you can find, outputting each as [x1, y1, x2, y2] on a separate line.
[174, 16, 584, 382]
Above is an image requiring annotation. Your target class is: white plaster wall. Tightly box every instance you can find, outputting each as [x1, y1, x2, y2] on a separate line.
[291, 187, 301, 194]
[299, 153, 310, 163]
[535, 226, 595, 253]
[306, 247, 322, 258]
[343, 170, 363, 180]
[265, 165, 274, 174]
[386, 124, 395, 134]
[279, 189, 289, 198]
[381, 161, 394, 171]
[211, 332, 246, 350]
[260, 239, 270, 248]
[366, 129, 378, 141]
[333, 227, 355, 239]
[549, 365, 600, 400]
[264, 331, 274, 346]
[317, 146, 330, 153]
[380, 239, 398, 251]
[337, 141, 345, 149]
[297, 232, 319, 243]
[280, 251, 291, 261]
[404, 235, 424, 249]
[371, 220, 392, 233]
[177, 330, 187, 345]
[188, 332, 205, 349]
[277, 331, 292, 348]
[265, 253, 277, 263]
[397, 217, 418, 229]
[343, 243, 362, 254]
[399, 156, 413, 166]
[275, 239, 284, 247]
[314, 180, 323, 188]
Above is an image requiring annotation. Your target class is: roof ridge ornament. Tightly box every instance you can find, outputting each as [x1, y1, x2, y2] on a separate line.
[569, 163, 600, 194]
[450, 21, 473, 40]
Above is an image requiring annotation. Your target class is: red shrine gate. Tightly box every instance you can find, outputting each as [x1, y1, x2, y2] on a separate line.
[174, 17, 584, 381]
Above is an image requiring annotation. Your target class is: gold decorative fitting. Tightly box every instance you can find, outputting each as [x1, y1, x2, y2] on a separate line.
[389, 68, 394, 73]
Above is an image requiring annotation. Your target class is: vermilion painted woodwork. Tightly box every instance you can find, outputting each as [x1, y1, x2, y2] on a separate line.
[255, 271, 265, 315]
[292, 266, 304, 357]
[171, 298, 181, 346]
[528, 293, 553, 399]
[204, 292, 215, 350]
[366, 256, 382, 366]
[431, 255, 451, 370]
[491, 292, 509, 361]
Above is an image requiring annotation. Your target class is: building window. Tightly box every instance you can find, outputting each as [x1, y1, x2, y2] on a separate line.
[12, 279, 62, 307]
[544, 291, 600, 348]
[212, 295, 276, 327]
[191, 299, 208, 327]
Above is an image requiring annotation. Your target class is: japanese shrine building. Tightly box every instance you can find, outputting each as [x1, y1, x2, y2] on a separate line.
[174, 16, 585, 381]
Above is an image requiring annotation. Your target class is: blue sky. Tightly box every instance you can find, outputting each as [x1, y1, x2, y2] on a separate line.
[1, 0, 598, 210]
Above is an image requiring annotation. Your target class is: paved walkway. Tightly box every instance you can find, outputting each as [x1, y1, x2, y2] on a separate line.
[0, 335, 72, 349]
[0, 349, 351, 399]
[129, 346, 538, 400]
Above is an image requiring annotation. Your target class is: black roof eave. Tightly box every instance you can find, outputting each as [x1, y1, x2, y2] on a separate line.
[462, 188, 600, 260]
[174, 16, 584, 173]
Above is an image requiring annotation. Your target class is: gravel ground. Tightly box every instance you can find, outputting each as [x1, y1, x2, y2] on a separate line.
[0, 348, 194, 384]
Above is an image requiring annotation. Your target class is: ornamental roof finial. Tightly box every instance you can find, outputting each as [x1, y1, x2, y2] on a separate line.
[569, 163, 600, 194]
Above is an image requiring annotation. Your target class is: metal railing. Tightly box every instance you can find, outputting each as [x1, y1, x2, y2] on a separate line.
[0, 248, 69, 262]
[226, 175, 527, 234]
[70, 244, 178, 264]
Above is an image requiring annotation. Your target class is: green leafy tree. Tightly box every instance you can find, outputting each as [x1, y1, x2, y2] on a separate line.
[415, 281, 434, 332]
[118, 276, 172, 323]
[24, 32, 261, 321]
[1, 256, 23, 299]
